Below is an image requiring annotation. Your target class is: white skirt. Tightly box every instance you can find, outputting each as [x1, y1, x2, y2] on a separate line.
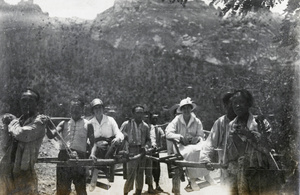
[176, 141, 210, 179]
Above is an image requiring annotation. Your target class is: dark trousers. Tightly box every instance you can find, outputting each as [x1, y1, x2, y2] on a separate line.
[124, 146, 146, 194]
[56, 150, 87, 195]
[152, 153, 161, 185]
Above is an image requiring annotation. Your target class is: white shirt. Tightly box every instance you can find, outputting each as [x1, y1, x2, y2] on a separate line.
[89, 115, 124, 141]
[166, 113, 204, 142]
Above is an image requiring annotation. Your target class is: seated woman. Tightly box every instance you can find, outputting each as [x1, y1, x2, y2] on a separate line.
[88, 98, 124, 191]
[166, 97, 210, 194]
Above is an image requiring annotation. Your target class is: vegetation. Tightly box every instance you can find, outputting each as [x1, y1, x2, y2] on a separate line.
[0, 0, 298, 193]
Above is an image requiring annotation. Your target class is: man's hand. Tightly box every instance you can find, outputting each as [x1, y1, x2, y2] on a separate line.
[39, 115, 55, 129]
[2, 113, 16, 125]
[70, 151, 78, 159]
[39, 114, 50, 123]
[89, 154, 97, 162]
[8, 120, 20, 134]
[111, 137, 120, 145]
[205, 162, 215, 171]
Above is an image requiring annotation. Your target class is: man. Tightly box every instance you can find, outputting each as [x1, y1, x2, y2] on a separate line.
[143, 112, 155, 194]
[88, 98, 124, 191]
[224, 89, 278, 195]
[206, 92, 236, 185]
[0, 88, 48, 194]
[46, 96, 94, 195]
[120, 104, 151, 195]
[150, 113, 165, 192]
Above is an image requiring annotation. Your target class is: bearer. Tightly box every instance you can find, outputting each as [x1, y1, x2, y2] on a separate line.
[121, 104, 151, 195]
[46, 96, 95, 195]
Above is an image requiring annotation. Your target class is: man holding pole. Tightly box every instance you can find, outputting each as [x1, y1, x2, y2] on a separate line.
[120, 104, 151, 195]
[46, 96, 94, 195]
[0, 88, 48, 194]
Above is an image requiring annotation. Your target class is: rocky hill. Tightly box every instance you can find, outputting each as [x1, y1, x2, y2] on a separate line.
[0, 0, 298, 194]
[92, 0, 283, 67]
[0, 0, 296, 129]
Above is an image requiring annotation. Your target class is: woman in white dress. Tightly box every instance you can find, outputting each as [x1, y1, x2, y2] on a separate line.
[166, 97, 212, 194]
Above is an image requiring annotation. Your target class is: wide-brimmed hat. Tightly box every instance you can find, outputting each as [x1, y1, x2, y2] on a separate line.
[177, 97, 197, 113]
[169, 104, 180, 116]
[90, 98, 104, 108]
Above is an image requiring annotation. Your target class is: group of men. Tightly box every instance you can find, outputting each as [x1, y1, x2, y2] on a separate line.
[0, 88, 281, 195]
[0, 89, 166, 195]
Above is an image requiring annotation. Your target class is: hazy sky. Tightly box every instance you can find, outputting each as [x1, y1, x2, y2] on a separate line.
[4, 0, 115, 20]
[4, 0, 287, 20]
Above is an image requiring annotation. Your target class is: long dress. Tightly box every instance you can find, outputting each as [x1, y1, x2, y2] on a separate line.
[166, 113, 209, 179]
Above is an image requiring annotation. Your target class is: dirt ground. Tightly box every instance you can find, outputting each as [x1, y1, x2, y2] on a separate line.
[36, 141, 228, 195]
[84, 156, 228, 195]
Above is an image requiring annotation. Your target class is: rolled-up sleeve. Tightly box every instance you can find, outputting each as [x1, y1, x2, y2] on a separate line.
[9, 118, 46, 143]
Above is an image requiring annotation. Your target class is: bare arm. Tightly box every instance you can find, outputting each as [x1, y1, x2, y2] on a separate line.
[46, 120, 64, 139]
[87, 123, 95, 149]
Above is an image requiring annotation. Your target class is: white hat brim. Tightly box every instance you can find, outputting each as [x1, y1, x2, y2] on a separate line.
[177, 103, 197, 113]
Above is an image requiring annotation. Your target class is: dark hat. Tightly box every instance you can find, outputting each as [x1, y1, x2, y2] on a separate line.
[70, 96, 84, 107]
[107, 109, 116, 113]
[21, 88, 40, 102]
[152, 114, 159, 118]
[132, 104, 144, 113]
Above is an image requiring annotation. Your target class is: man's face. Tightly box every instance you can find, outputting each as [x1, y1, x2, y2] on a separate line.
[92, 105, 104, 117]
[152, 117, 158, 125]
[20, 96, 38, 116]
[231, 93, 250, 117]
[71, 104, 83, 121]
[133, 107, 144, 121]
